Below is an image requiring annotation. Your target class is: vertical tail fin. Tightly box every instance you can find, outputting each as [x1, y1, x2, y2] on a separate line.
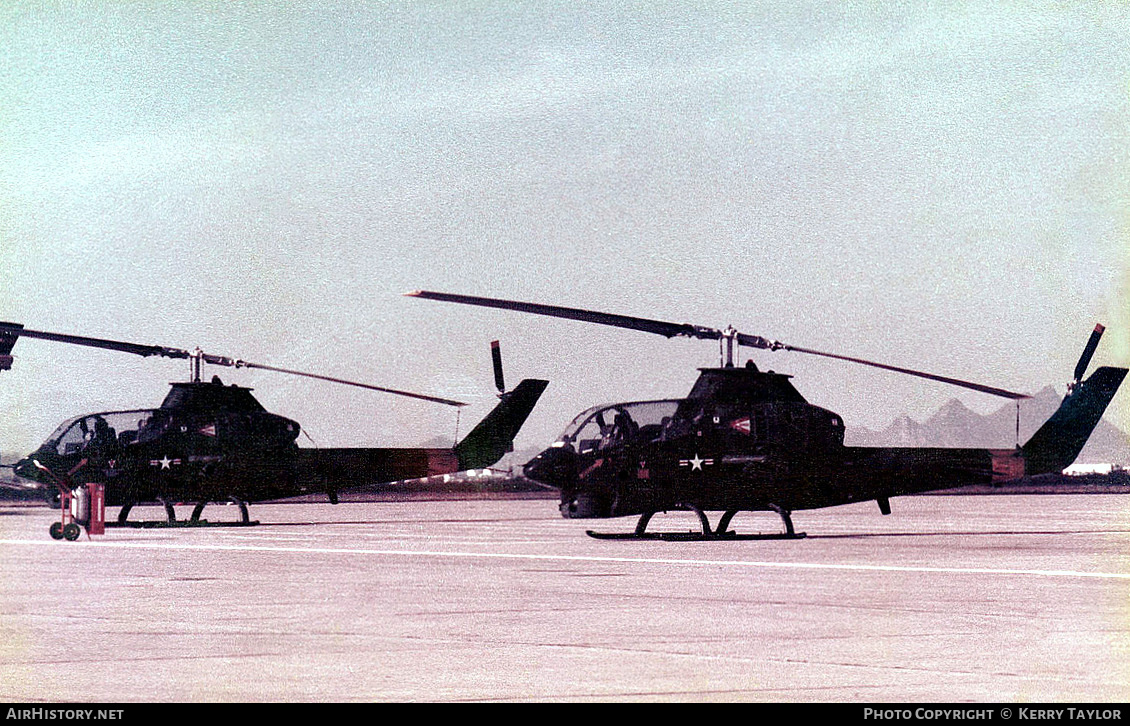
[1021, 366, 1127, 475]
[454, 379, 549, 470]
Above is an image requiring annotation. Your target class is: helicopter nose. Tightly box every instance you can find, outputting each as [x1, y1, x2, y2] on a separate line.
[11, 457, 54, 502]
[522, 445, 576, 489]
[12, 457, 38, 481]
[559, 493, 610, 519]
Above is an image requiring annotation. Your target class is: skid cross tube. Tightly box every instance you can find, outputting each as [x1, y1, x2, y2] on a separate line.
[587, 504, 807, 541]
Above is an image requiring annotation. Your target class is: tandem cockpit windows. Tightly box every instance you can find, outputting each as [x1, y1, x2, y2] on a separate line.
[49, 410, 156, 455]
[557, 400, 681, 454]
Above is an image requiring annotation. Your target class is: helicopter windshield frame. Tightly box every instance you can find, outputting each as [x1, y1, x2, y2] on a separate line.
[558, 399, 682, 454]
[45, 409, 158, 455]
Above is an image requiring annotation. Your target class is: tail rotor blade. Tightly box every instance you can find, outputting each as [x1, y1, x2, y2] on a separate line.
[491, 340, 506, 394]
[1074, 324, 1105, 383]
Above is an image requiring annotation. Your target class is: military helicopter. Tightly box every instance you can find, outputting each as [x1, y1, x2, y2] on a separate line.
[407, 291, 1126, 540]
[0, 321, 547, 531]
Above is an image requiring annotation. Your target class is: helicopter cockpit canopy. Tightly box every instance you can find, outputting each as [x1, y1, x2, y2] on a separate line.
[45, 409, 157, 455]
[558, 400, 681, 454]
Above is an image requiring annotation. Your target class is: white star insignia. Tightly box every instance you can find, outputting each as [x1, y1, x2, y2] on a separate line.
[679, 454, 714, 471]
[159, 456, 172, 470]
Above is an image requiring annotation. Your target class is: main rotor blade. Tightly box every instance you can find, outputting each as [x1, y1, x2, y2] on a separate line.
[0, 322, 465, 406]
[772, 343, 1031, 400]
[406, 290, 723, 341]
[1073, 324, 1105, 383]
[406, 291, 1028, 400]
[227, 360, 467, 407]
[0, 323, 189, 359]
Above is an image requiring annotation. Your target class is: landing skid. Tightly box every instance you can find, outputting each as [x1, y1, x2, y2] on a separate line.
[106, 519, 260, 529]
[586, 504, 806, 541]
[586, 530, 806, 541]
[107, 498, 260, 529]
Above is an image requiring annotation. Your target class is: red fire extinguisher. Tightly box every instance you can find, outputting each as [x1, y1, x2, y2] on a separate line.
[86, 482, 105, 536]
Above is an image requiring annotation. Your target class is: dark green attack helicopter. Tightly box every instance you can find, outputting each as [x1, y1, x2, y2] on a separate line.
[0, 322, 547, 529]
[408, 291, 1125, 540]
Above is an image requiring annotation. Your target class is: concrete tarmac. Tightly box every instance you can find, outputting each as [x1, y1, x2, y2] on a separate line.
[1, 495, 1128, 702]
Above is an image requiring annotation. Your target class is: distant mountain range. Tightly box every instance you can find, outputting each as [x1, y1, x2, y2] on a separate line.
[845, 386, 1130, 465]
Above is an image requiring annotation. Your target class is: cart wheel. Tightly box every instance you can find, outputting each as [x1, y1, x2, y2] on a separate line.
[63, 523, 81, 541]
[49, 522, 64, 540]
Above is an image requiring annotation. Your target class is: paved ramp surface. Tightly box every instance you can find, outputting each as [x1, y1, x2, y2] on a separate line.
[1, 496, 1128, 702]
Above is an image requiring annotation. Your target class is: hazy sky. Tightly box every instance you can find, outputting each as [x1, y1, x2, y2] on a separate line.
[2, 2, 1128, 458]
